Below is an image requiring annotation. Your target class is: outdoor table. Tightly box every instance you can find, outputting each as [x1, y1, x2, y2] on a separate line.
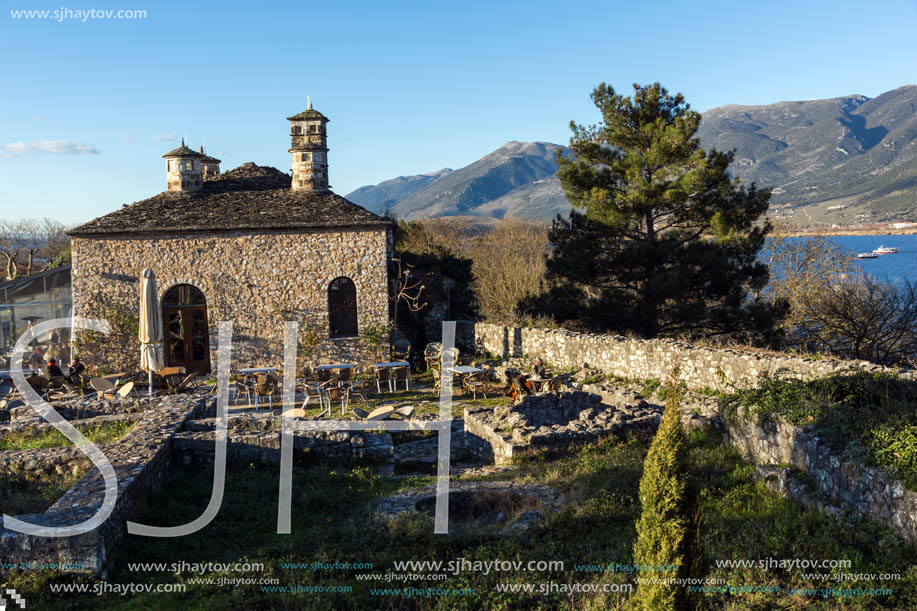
[100, 371, 128, 386]
[444, 366, 482, 375]
[445, 365, 483, 394]
[315, 363, 356, 371]
[372, 361, 410, 369]
[367, 406, 394, 421]
[236, 367, 277, 375]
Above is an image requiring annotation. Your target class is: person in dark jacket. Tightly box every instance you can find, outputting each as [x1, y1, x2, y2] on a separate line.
[44, 359, 64, 379]
[66, 356, 85, 384]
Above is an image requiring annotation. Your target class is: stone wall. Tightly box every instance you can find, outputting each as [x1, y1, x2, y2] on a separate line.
[474, 323, 913, 392]
[724, 406, 917, 541]
[71, 227, 391, 374]
[172, 413, 393, 468]
[0, 394, 208, 573]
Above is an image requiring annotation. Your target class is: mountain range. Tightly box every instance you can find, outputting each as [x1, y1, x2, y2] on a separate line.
[347, 85, 917, 224]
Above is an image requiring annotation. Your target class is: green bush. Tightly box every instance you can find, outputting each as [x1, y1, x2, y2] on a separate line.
[729, 370, 917, 488]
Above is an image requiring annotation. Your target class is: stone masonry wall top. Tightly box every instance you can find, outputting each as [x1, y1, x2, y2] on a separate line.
[474, 323, 916, 392]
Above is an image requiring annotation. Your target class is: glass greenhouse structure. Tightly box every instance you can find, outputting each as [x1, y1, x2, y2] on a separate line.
[0, 265, 72, 355]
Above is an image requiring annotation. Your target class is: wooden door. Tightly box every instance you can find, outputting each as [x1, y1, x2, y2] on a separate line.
[162, 285, 211, 374]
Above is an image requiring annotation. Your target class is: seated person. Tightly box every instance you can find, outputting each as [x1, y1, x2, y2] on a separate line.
[529, 358, 546, 379]
[28, 346, 44, 373]
[66, 356, 85, 384]
[45, 359, 65, 379]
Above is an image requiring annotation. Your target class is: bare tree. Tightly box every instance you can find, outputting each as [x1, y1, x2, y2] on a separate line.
[0, 218, 69, 279]
[762, 228, 854, 342]
[468, 219, 549, 323]
[390, 256, 428, 333]
[799, 275, 917, 365]
[0, 220, 25, 280]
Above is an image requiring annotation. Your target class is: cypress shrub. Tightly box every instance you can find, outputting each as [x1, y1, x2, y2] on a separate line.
[629, 382, 691, 611]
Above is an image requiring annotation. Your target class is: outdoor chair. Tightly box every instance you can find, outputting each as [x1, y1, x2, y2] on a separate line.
[231, 373, 253, 405]
[392, 366, 410, 391]
[45, 375, 80, 400]
[229, 373, 252, 403]
[117, 381, 138, 399]
[462, 371, 486, 400]
[441, 346, 460, 367]
[336, 367, 352, 386]
[156, 366, 187, 394]
[170, 373, 199, 394]
[346, 367, 369, 403]
[89, 376, 115, 400]
[317, 369, 334, 385]
[424, 342, 442, 371]
[547, 375, 564, 393]
[300, 379, 330, 417]
[374, 367, 393, 393]
[394, 405, 415, 419]
[324, 385, 349, 415]
[392, 339, 411, 362]
[283, 407, 308, 419]
[429, 363, 442, 393]
[252, 374, 278, 410]
[351, 407, 370, 420]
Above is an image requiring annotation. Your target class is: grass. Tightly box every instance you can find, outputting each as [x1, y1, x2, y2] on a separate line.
[9, 427, 917, 610]
[0, 419, 137, 451]
[0, 469, 86, 515]
[728, 371, 917, 489]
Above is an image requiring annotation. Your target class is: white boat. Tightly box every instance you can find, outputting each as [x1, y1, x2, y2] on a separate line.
[856, 252, 879, 259]
[873, 245, 899, 254]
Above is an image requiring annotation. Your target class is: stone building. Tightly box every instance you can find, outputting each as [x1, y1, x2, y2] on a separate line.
[68, 104, 392, 374]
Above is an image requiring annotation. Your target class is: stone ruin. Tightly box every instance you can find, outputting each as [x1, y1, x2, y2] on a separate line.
[464, 382, 720, 465]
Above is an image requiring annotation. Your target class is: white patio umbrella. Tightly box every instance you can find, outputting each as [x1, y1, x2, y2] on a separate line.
[139, 268, 164, 398]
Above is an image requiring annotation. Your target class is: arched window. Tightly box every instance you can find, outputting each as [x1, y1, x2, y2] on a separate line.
[328, 277, 357, 338]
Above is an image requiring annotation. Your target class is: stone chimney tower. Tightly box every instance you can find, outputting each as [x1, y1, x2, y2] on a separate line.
[162, 140, 204, 192]
[287, 102, 330, 191]
[199, 145, 221, 179]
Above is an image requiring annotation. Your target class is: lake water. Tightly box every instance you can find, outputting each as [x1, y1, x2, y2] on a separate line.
[780, 234, 917, 284]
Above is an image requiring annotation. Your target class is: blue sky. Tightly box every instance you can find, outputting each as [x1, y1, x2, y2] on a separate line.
[1, 0, 916, 224]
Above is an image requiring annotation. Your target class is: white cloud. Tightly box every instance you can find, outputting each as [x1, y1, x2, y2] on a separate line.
[1, 139, 100, 158]
[31, 116, 41, 123]
[122, 136, 136, 143]
[153, 132, 177, 142]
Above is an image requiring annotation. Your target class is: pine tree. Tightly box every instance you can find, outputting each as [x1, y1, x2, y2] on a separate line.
[523, 83, 786, 342]
[629, 382, 691, 611]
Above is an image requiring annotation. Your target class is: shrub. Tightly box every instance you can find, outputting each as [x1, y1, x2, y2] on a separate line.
[630, 381, 692, 610]
[730, 371, 917, 488]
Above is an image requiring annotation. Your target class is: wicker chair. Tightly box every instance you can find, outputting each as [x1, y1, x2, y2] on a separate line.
[424, 342, 442, 371]
[253, 374, 276, 410]
[374, 367, 392, 393]
[391, 339, 411, 362]
[462, 371, 486, 400]
[392, 366, 410, 391]
[324, 385, 349, 415]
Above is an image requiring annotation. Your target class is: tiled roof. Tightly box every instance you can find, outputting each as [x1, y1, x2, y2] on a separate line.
[198, 146, 221, 163]
[286, 108, 329, 122]
[162, 143, 205, 159]
[69, 163, 390, 237]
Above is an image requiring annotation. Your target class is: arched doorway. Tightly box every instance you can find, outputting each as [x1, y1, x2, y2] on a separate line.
[162, 284, 211, 373]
